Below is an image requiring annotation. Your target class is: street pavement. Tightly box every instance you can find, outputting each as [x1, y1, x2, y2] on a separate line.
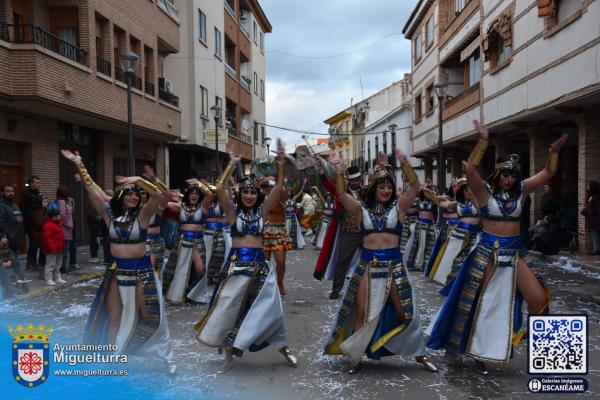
[1, 245, 598, 399]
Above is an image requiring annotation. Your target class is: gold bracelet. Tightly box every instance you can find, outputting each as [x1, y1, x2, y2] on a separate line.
[137, 179, 161, 196]
[401, 162, 418, 184]
[195, 182, 212, 195]
[76, 163, 94, 187]
[423, 190, 440, 205]
[277, 161, 285, 185]
[218, 164, 236, 185]
[467, 139, 489, 166]
[335, 173, 346, 194]
[545, 151, 559, 173]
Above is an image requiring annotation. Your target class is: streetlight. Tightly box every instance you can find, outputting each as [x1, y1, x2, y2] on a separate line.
[210, 104, 223, 179]
[263, 136, 272, 156]
[434, 81, 448, 192]
[120, 50, 140, 176]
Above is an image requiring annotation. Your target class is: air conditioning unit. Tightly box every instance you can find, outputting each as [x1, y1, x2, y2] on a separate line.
[240, 10, 250, 20]
[158, 77, 166, 91]
[165, 79, 174, 93]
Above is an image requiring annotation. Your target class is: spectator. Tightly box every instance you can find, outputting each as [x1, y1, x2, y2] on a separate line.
[0, 229, 16, 299]
[20, 175, 46, 271]
[56, 186, 75, 274]
[41, 209, 66, 285]
[83, 191, 102, 263]
[540, 183, 560, 218]
[581, 181, 600, 255]
[99, 189, 114, 265]
[0, 184, 31, 283]
[161, 190, 181, 250]
[529, 214, 563, 255]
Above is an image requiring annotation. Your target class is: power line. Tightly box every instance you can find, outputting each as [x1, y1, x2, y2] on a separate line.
[255, 122, 411, 137]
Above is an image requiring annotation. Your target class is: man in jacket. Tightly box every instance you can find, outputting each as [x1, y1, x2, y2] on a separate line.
[0, 184, 31, 283]
[20, 176, 46, 271]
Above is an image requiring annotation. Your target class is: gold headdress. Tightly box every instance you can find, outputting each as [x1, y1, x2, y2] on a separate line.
[494, 154, 521, 171]
[239, 174, 260, 190]
[366, 164, 395, 199]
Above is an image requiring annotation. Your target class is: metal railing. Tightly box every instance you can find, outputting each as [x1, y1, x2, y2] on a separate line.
[224, 62, 237, 79]
[157, 0, 179, 20]
[0, 22, 87, 65]
[159, 89, 179, 107]
[145, 81, 155, 96]
[131, 75, 142, 91]
[224, 1, 236, 18]
[240, 76, 251, 92]
[241, 132, 253, 144]
[115, 67, 126, 84]
[96, 55, 111, 76]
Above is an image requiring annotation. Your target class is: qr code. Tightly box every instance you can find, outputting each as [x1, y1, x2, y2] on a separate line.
[529, 315, 587, 374]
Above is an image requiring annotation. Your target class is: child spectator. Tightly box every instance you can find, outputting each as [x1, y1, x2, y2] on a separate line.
[41, 209, 66, 286]
[0, 229, 15, 299]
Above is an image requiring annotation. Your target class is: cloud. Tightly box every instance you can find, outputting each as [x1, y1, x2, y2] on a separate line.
[260, 0, 417, 147]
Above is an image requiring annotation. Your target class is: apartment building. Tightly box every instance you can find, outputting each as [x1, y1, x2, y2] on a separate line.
[0, 0, 181, 243]
[404, 0, 600, 251]
[166, 0, 271, 188]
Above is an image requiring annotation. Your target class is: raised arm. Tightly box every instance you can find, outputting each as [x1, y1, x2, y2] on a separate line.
[463, 121, 490, 207]
[113, 175, 163, 226]
[523, 134, 568, 197]
[291, 179, 307, 202]
[329, 152, 361, 219]
[61, 150, 108, 220]
[216, 145, 241, 225]
[395, 147, 420, 213]
[264, 139, 288, 215]
[439, 200, 457, 211]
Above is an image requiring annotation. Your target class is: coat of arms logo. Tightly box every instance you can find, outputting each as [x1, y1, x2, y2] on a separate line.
[9, 323, 53, 388]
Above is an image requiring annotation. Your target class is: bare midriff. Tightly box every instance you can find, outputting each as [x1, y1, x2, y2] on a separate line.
[419, 211, 435, 220]
[147, 226, 160, 235]
[232, 236, 263, 249]
[110, 242, 146, 259]
[481, 219, 520, 237]
[459, 216, 480, 225]
[363, 232, 399, 250]
[181, 223, 203, 232]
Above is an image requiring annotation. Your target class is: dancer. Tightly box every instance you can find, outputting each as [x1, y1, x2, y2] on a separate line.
[285, 180, 306, 250]
[427, 121, 566, 374]
[324, 149, 438, 374]
[194, 140, 297, 373]
[262, 176, 292, 295]
[406, 184, 438, 270]
[313, 190, 334, 249]
[424, 178, 481, 286]
[61, 150, 174, 371]
[162, 182, 211, 304]
[399, 177, 418, 255]
[203, 189, 232, 284]
[139, 167, 169, 276]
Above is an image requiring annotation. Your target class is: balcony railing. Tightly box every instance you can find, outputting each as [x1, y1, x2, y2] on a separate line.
[241, 132, 253, 144]
[159, 89, 179, 107]
[157, 0, 179, 20]
[145, 81, 155, 96]
[0, 22, 87, 65]
[224, 1, 236, 18]
[240, 76, 251, 92]
[131, 75, 142, 91]
[224, 63, 237, 80]
[96, 55, 111, 76]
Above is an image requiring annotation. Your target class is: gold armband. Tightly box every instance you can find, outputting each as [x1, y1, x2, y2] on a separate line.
[218, 164, 236, 185]
[423, 190, 440, 205]
[137, 179, 161, 196]
[76, 163, 94, 187]
[154, 178, 169, 193]
[401, 162, 418, 185]
[195, 181, 212, 195]
[545, 151, 559, 174]
[467, 139, 489, 167]
[277, 161, 285, 185]
[336, 173, 346, 194]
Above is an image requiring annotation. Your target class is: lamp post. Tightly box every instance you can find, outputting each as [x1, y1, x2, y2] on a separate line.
[120, 50, 140, 176]
[264, 136, 272, 156]
[210, 104, 223, 179]
[434, 81, 448, 192]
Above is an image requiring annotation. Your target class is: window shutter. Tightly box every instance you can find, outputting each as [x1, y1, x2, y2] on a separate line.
[558, 0, 582, 22]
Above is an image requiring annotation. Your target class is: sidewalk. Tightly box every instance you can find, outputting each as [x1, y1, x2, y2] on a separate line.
[13, 245, 105, 299]
[528, 249, 600, 272]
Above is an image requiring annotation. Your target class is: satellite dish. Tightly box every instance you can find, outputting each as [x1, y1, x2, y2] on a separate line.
[425, 132, 438, 147]
[241, 120, 251, 133]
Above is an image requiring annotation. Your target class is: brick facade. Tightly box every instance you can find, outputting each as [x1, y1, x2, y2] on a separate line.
[577, 115, 600, 253]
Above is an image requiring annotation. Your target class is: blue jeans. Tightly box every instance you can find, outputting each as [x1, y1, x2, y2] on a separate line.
[0, 264, 13, 299]
[161, 219, 179, 250]
[10, 250, 24, 280]
[61, 240, 73, 271]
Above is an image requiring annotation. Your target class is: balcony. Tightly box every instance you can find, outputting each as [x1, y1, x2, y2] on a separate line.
[240, 76, 251, 92]
[96, 55, 111, 76]
[145, 81, 155, 96]
[224, 1, 236, 19]
[115, 67, 126, 84]
[0, 22, 87, 66]
[159, 89, 179, 107]
[442, 82, 480, 121]
[241, 132, 253, 144]
[225, 62, 237, 80]
[157, 0, 179, 21]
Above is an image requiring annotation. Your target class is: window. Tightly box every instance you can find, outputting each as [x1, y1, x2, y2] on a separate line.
[383, 132, 388, 154]
[254, 123, 259, 143]
[466, 54, 481, 87]
[426, 17, 434, 48]
[375, 137, 379, 156]
[214, 28, 222, 58]
[426, 83, 434, 115]
[216, 96, 223, 126]
[391, 130, 396, 149]
[456, 0, 467, 14]
[253, 21, 257, 43]
[367, 140, 371, 164]
[259, 31, 264, 51]
[260, 79, 265, 100]
[253, 72, 258, 94]
[415, 93, 422, 122]
[484, 13, 512, 71]
[415, 33, 422, 61]
[200, 86, 208, 118]
[198, 9, 207, 43]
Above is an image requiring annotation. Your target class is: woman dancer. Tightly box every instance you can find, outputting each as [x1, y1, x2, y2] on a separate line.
[427, 121, 566, 374]
[313, 190, 334, 249]
[61, 150, 174, 371]
[399, 176, 419, 255]
[195, 140, 297, 373]
[425, 178, 481, 286]
[406, 185, 438, 270]
[285, 180, 306, 250]
[262, 177, 293, 295]
[204, 190, 232, 284]
[324, 149, 437, 374]
[139, 189, 166, 276]
[162, 183, 211, 304]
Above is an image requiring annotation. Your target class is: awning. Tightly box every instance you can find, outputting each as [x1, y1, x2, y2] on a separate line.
[460, 35, 482, 63]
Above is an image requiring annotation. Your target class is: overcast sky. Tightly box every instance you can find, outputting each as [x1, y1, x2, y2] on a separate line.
[260, 0, 418, 147]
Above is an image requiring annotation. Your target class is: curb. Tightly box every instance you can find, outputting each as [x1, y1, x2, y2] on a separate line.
[18, 271, 103, 300]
